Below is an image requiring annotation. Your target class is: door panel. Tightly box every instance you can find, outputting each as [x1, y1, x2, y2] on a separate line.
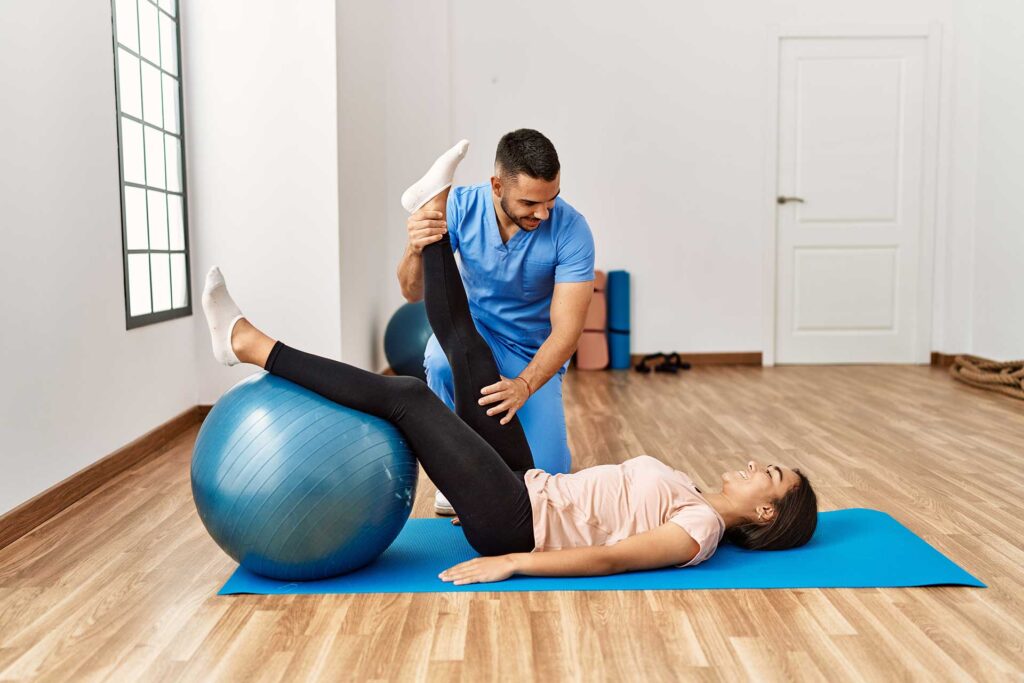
[776, 37, 928, 364]
[793, 247, 897, 331]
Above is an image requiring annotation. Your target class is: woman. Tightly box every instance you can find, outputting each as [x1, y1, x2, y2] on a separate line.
[201, 141, 818, 586]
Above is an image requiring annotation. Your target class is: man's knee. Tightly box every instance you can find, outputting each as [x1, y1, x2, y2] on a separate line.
[423, 342, 456, 409]
[424, 356, 451, 384]
[517, 375, 570, 473]
[424, 347, 454, 387]
[423, 343, 452, 383]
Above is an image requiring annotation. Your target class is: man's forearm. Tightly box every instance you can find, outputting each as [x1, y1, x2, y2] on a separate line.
[397, 246, 424, 302]
[517, 326, 581, 393]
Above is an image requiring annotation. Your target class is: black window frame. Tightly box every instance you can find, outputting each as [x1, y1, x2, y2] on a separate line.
[110, 0, 193, 329]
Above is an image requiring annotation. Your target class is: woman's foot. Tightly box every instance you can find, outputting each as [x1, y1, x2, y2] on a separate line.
[202, 267, 244, 366]
[401, 140, 470, 213]
[202, 267, 278, 368]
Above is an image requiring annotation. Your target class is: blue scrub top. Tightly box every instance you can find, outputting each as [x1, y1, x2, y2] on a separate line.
[445, 183, 595, 353]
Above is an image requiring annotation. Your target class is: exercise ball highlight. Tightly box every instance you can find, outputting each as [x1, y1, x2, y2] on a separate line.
[191, 372, 418, 581]
[384, 301, 433, 380]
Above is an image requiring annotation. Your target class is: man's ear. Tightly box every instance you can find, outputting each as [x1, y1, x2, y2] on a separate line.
[490, 175, 502, 197]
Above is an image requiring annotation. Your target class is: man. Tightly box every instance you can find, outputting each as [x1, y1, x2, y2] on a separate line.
[397, 129, 594, 514]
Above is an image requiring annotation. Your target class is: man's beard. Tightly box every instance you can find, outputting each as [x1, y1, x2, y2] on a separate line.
[500, 194, 540, 231]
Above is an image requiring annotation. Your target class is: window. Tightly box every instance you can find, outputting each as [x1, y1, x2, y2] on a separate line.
[111, 0, 191, 329]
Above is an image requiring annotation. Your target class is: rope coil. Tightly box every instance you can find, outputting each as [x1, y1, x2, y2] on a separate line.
[949, 354, 1024, 400]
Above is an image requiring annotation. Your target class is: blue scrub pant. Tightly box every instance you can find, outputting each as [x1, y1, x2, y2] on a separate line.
[423, 326, 572, 474]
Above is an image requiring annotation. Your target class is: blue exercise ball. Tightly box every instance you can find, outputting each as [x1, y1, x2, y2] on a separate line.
[384, 301, 433, 380]
[191, 372, 418, 581]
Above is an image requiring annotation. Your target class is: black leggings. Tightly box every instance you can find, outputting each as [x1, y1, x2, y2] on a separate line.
[264, 235, 537, 555]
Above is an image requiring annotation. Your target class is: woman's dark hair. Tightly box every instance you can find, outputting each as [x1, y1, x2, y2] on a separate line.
[725, 470, 818, 551]
[495, 129, 560, 182]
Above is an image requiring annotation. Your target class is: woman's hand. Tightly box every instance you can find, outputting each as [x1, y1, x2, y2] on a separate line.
[479, 375, 531, 425]
[439, 555, 517, 585]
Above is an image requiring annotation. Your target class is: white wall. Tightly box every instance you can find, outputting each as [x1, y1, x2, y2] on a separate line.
[336, 0, 391, 371]
[934, 0, 980, 356]
[179, 0, 1019, 378]
[381, 0, 453, 363]
[967, 0, 1024, 360]
[185, 0, 447, 378]
[445, 0, 964, 356]
[0, 0, 197, 516]
[368, 0, 1024, 359]
[4, 0, 1021, 518]
[339, 0, 452, 371]
[182, 0, 342, 402]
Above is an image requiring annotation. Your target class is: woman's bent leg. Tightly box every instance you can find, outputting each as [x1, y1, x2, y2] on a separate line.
[265, 342, 533, 554]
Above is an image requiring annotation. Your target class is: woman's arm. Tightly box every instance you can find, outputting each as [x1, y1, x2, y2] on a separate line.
[439, 523, 700, 585]
[517, 523, 700, 575]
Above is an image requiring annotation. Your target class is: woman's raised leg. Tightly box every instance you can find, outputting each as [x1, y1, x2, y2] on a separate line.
[413, 168, 535, 473]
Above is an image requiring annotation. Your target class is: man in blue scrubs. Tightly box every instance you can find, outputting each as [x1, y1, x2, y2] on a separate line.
[396, 129, 595, 514]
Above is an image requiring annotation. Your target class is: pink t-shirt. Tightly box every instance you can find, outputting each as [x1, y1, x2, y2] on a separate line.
[523, 455, 726, 567]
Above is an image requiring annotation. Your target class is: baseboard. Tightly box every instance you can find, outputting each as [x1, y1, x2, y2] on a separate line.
[0, 406, 207, 553]
[630, 352, 763, 366]
[358, 351, 957, 375]
[931, 352, 961, 368]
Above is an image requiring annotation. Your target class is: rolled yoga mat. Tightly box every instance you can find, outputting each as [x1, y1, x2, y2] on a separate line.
[606, 270, 631, 369]
[576, 270, 608, 370]
[217, 508, 984, 595]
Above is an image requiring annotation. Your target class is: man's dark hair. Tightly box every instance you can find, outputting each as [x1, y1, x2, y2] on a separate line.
[495, 129, 560, 183]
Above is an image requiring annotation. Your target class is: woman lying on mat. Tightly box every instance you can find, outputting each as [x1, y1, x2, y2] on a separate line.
[200, 141, 818, 586]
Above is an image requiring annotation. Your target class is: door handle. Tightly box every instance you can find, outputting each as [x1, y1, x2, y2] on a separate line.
[777, 196, 805, 204]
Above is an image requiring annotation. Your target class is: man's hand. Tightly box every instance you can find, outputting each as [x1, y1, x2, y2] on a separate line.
[407, 209, 447, 255]
[479, 375, 530, 425]
[439, 554, 517, 585]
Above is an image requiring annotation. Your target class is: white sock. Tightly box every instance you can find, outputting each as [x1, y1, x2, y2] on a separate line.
[201, 266, 244, 366]
[400, 139, 470, 213]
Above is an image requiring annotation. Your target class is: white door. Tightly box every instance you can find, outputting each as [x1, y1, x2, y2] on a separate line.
[775, 36, 931, 364]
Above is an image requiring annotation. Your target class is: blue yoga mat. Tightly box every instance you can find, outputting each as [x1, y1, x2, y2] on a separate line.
[217, 509, 984, 595]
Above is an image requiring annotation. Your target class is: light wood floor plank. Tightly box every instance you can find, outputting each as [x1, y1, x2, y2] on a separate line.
[0, 365, 1021, 681]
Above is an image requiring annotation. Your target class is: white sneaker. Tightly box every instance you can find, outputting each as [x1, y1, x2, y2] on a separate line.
[434, 490, 456, 516]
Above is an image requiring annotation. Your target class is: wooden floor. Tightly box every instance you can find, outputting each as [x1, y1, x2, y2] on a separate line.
[2, 365, 1023, 681]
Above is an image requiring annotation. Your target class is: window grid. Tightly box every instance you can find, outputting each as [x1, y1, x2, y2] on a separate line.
[125, 181, 183, 194]
[111, 0, 192, 329]
[120, 111, 182, 140]
[119, 37, 176, 78]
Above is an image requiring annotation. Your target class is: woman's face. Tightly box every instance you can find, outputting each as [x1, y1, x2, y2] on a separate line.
[720, 460, 801, 523]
